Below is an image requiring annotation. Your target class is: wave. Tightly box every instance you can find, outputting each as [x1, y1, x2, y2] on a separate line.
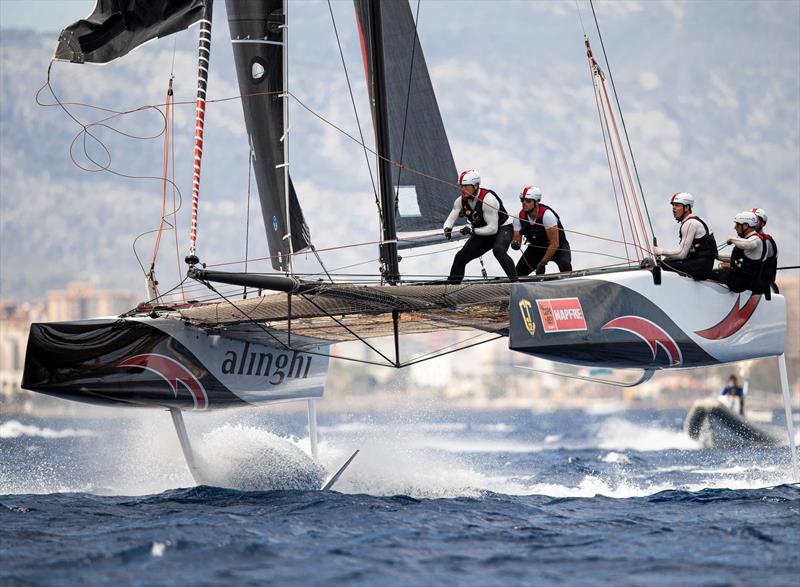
[0, 420, 96, 439]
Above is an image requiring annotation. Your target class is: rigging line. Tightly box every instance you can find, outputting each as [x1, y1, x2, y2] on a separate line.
[309, 245, 334, 283]
[190, 279, 399, 368]
[403, 330, 501, 363]
[588, 51, 632, 264]
[326, 0, 381, 225]
[400, 334, 506, 368]
[597, 76, 642, 260]
[598, 74, 649, 255]
[394, 0, 422, 200]
[589, 0, 656, 244]
[244, 147, 253, 299]
[170, 85, 185, 303]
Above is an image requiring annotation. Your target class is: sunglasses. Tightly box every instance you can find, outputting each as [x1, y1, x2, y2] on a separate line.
[520, 197, 538, 203]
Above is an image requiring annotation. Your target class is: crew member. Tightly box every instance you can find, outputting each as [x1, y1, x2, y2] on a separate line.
[653, 192, 716, 280]
[715, 210, 777, 294]
[751, 208, 768, 234]
[511, 185, 572, 276]
[720, 374, 745, 417]
[443, 169, 517, 283]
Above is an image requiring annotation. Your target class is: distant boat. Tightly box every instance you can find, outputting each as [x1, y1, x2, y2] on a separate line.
[684, 399, 783, 449]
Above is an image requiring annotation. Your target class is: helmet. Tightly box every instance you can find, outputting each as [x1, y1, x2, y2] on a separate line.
[520, 185, 542, 202]
[458, 169, 480, 186]
[670, 192, 694, 207]
[751, 207, 768, 224]
[734, 211, 758, 228]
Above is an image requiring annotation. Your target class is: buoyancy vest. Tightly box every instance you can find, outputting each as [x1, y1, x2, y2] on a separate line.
[731, 232, 777, 293]
[518, 203, 568, 246]
[460, 188, 508, 231]
[679, 215, 716, 260]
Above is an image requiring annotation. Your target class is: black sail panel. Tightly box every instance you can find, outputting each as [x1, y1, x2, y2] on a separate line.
[226, 0, 310, 271]
[54, 0, 207, 64]
[354, 0, 458, 233]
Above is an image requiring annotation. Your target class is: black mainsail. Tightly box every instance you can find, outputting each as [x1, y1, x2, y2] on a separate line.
[226, 0, 311, 272]
[354, 0, 458, 236]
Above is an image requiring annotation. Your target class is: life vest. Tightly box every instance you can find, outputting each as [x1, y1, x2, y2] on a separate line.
[679, 215, 716, 260]
[460, 188, 508, 231]
[759, 233, 778, 287]
[730, 232, 777, 294]
[518, 203, 568, 246]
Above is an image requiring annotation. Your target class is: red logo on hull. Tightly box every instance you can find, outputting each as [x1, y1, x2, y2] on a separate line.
[695, 294, 761, 340]
[119, 354, 208, 411]
[536, 297, 587, 333]
[602, 316, 683, 367]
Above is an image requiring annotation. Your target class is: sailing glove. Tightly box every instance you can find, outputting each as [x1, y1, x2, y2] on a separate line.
[511, 240, 521, 250]
[444, 227, 452, 240]
[535, 263, 546, 275]
[460, 225, 473, 236]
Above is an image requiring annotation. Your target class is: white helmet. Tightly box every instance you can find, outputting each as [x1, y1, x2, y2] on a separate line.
[458, 169, 480, 186]
[520, 185, 542, 202]
[751, 207, 768, 224]
[734, 211, 758, 227]
[670, 192, 694, 207]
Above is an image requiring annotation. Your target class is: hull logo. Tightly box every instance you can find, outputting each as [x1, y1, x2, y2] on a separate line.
[119, 354, 209, 411]
[518, 299, 536, 335]
[536, 297, 587, 333]
[695, 294, 760, 340]
[602, 316, 682, 367]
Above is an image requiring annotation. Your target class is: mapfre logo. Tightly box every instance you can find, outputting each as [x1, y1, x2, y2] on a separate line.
[518, 299, 536, 335]
[536, 297, 587, 333]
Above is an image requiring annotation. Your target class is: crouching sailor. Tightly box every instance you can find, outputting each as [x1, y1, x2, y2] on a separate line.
[653, 192, 716, 280]
[511, 185, 572, 276]
[443, 169, 518, 283]
[714, 210, 777, 295]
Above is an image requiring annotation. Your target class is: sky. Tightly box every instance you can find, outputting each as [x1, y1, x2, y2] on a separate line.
[1, 0, 798, 301]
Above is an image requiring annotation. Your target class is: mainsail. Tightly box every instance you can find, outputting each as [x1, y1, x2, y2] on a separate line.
[354, 0, 458, 234]
[54, 0, 207, 64]
[226, 0, 311, 271]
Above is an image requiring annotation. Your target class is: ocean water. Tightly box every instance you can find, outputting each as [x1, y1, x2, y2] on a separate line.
[1, 408, 798, 586]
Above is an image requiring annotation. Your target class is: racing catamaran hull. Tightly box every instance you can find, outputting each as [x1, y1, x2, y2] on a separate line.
[22, 317, 329, 411]
[509, 270, 786, 369]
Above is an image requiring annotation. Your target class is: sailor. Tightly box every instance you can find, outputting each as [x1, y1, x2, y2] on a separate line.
[653, 192, 716, 280]
[714, 210, 777, 294]
[443, 169, 517, 283]
[720, 374, 745, 417]
[751, 207, 768, 234]
[511, 185, 572, 276]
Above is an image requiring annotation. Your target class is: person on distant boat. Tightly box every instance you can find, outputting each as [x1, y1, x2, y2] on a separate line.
[511, 185, 572, 276]
[443, 169, 517, 283]
[714, 211, 777, 295]
[720, 374, 745, 417]
[653, 192, 716, 280]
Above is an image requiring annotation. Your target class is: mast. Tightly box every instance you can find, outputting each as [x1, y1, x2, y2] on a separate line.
[366, 0, 400, 284]
[187, 0, 214, 265]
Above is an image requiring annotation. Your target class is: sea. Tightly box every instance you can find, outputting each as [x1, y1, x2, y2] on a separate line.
[1, 407, 798, 587]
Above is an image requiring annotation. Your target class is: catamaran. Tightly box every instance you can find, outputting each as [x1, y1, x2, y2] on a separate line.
[22, 0, 797, 484]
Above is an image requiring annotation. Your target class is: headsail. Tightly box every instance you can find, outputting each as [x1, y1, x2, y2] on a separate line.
[354, 0, 458, 234]
[226, 0, 311, 271]
[54, 0, 207, 64]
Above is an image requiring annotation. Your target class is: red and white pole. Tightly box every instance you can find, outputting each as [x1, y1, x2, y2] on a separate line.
[187, 0, 213, 263]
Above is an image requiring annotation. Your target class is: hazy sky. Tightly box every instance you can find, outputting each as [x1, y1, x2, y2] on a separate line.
[0, 0, 94, 31]
[1, 0, 798, 299]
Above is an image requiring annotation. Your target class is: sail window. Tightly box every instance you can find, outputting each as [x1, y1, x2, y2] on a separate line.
[396, 186, 421, 217]
[251, 60, 265, 81]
